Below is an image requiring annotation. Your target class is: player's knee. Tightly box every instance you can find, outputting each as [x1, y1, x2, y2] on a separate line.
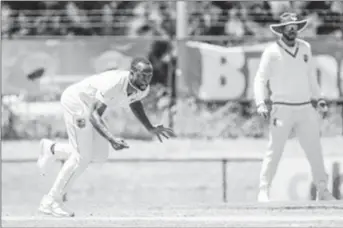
[69, 153, 91, 168]
[68, 153, 81, 167]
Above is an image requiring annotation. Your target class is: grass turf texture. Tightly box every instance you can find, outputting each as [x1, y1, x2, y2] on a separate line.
[3, 202, 343, 227]
[2, 139, 343, 228]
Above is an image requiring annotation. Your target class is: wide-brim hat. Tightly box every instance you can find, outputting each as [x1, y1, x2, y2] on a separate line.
[270, 12, 308, 36]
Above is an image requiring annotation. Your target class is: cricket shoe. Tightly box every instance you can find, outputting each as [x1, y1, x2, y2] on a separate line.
[316, 181, 336, 201]
[257, 187, 270, 202]
[317, 189, 336, 201]
[38, 195, 75, 217]
[37, 139, 55, 176]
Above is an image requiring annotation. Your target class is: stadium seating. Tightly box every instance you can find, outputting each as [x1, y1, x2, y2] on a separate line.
[2, 1, 342, 38]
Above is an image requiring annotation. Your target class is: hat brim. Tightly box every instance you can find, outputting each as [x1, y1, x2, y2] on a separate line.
[270, 20, 308, 36]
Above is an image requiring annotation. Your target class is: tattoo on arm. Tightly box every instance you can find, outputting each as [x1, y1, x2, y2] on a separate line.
[129, 101, 153, 131]
[89, 100, 115, 143]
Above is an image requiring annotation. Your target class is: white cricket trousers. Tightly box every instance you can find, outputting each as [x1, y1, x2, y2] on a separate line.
[47, 92, 109, 201]
[259, 103, 328, 190]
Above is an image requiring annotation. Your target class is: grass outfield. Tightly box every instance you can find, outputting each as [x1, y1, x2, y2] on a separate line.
[3, 202, 343, 227]
[3, 137, 343, 161]
[2, 139, 343, 206]
[2, 139, 343, 227]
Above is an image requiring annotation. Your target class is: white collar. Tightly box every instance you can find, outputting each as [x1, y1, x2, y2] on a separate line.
[277, 39, 299, 58]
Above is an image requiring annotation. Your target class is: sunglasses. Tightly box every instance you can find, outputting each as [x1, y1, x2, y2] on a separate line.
[284, 24, 298, 31]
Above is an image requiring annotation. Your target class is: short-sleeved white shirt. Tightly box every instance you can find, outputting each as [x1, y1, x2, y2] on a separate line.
[61, 69, 150, 115]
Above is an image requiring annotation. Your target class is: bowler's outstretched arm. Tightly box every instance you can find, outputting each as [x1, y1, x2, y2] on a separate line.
[129, 100, 154, 131]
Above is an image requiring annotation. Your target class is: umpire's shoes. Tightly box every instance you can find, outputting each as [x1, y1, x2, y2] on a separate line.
[257, 187, 270, 202]
[37, 139, 55, 176]
[39, 195, 75, 217]
[317, 189, 336, 201]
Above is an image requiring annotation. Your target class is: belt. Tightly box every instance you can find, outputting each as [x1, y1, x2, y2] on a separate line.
[272, 101, 311, 106]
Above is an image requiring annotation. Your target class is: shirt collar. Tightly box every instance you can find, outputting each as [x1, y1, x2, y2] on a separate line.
[277, 39, 299, 58]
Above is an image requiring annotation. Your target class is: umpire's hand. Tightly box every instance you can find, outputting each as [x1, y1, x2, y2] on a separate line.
[316, 99, 329, 119]
[257, 103, 269, 120]
[317, 99, 328, 113]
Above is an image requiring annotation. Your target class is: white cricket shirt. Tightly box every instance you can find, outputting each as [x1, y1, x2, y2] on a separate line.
[61, 69, 150, 115]
[254, 38, 322, 106]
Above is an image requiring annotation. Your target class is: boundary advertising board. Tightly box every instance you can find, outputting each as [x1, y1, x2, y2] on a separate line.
[179, 38, 343, 101]
[2, 38, 152, 94]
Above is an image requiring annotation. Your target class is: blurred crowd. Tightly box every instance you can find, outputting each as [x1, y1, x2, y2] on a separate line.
[2, 1, 343, 39]
[2, 1, 176, 38]
[2, 1, 342, 88]
[2, 1, 342, 140]
[189, 1, 343, 39]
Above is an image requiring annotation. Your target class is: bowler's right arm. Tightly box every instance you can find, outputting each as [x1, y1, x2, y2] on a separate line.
[79, 85, 116, 143]
[85, 87, 129, 150]
[89, 100, 116, 143]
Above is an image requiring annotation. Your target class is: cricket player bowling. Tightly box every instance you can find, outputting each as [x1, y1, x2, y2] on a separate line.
[254, 12, 336, 202]
[37, 57, 175, 217]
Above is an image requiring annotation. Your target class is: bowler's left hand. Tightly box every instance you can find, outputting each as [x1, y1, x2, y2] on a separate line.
[149, 125, 176, 143]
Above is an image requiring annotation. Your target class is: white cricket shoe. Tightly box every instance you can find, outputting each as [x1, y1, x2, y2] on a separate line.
[257, 187, 270, 202]
[316, 181, 336, 201]
[38, 195, 75, 217]
[317, 189, 336, 201]
[37, 139, 55, 176]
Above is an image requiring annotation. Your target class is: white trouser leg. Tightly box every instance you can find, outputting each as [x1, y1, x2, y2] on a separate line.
[60, 123, 94, 197]
[295, 105, 328, 189]
[259, 105, 294, 189]
[48, 109, 93, 201]
[90, 130, 109, 163]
